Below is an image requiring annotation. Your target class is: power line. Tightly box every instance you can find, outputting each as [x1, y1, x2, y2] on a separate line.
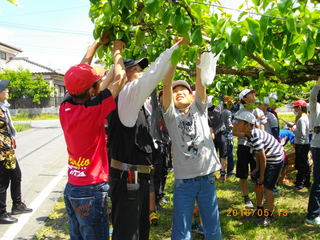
[3, 5, 88, 18]
[0, 21, 91, 36]
[17, 45, 84, 53]
[191, 1, 286, 20]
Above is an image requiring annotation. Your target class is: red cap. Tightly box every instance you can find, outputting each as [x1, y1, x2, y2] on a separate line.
[224, 96, 233, 104]
[64, 64, 101, 95]
[293, 100, 308, 107]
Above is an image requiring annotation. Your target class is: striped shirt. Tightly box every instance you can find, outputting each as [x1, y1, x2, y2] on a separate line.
[236, 106, 267, 146]
[247, 128, 284, 164]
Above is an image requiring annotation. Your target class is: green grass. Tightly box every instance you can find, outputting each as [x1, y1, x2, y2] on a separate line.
[12, 112, 59, 132]
[32, 198, 69, 240]
[12, 113, 58, 121]
[14, 123, 31, 132]
[33, 170, 320, 240]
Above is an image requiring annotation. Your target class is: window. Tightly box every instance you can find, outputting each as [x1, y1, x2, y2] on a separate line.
[0, 52, 6, 60]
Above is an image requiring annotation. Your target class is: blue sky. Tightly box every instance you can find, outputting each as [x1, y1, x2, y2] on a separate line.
[0, 0, 236, 72]
[0, 0, 93, 72]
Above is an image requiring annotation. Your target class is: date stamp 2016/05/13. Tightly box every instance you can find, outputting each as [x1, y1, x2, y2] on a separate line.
[226, 208, 289, 217]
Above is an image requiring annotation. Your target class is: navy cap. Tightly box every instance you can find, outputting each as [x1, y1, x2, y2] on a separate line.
[0, 80, 9, 92]
[124, 58, 148, 69]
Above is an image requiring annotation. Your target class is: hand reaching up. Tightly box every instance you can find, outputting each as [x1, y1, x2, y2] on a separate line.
[112, 40, 126, 54]
[174, 37, 190, 45]
[99, 32, 110, 46]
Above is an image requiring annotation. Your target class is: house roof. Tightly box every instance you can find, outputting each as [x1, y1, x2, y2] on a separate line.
[5, 57, 64, 76]
[0, 42, 22, 53]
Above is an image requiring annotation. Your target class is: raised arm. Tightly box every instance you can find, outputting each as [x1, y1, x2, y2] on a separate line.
[195, 57, 206, 103]
[118, 39, 188, 127]
[105, 40, 127, 98]
[80, 33, 110, 65]
[162, 64, 177, 112]
[162, 38, 189, 112]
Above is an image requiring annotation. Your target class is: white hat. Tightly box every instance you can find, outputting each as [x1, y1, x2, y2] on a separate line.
[234, 111, 256, 125]
[239, 89, 256, 100]
[269, 92, 278, 101]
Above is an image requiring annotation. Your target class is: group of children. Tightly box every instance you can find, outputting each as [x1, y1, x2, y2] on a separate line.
[59, 33, 320, 240]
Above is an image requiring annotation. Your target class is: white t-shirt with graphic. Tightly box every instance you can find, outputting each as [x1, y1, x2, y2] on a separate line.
[163, 96, 221, 179]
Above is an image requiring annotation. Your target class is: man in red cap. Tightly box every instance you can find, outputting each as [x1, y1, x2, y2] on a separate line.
[59, 35, 127, 240]
[292, 99, 310, 190]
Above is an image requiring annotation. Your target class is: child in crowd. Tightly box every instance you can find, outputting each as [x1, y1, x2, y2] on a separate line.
[292, 100, 310, 190]
[233, 89, 267, 209]
[234, 111, 284, 226]
[221, 96, 235, 176]
[278, 123, 295, 184]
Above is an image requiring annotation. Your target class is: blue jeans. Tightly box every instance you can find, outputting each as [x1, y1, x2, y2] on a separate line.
[226, 133, 235, 175]
[64, 182, 109, 240]
[172, 174, 222, 240]
[307, 147, 320, 219]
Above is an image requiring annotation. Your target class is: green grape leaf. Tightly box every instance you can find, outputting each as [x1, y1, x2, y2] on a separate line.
[231, 28, 241, 44]
[286, 15, 297, 33]
[278, 0, 292, 15]
[191, 25, 203, 45]
[145, 0, 161, 16]
[171, 47, 183, 66]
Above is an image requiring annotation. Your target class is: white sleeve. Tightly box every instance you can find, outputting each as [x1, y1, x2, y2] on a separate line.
[118, 43, 179, 127]
[309, 86, 320, 129]
[254, 108, 267, 125]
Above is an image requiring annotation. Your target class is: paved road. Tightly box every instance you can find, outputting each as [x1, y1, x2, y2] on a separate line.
[0, 120, 68, 240]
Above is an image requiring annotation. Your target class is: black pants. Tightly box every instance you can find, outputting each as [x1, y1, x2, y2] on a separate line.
[295, 144, 311, 186]
[153, 145, 169, 204]
[0, 160, 22, 214]
[213, 131, 228, 159]
[109, 168, 150, 240]
[236, 145, 256, 179]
